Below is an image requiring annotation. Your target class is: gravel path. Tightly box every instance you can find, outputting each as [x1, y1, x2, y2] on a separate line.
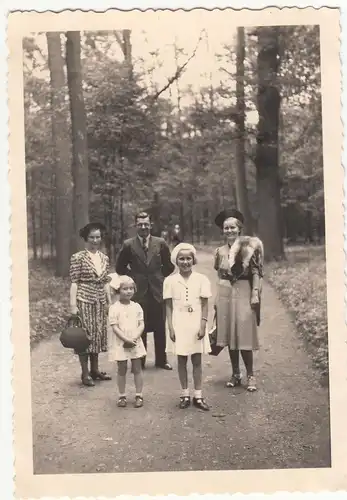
[31, 251, 331, 474]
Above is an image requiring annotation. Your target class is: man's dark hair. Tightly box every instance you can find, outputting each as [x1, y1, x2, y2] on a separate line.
[135, 211, 152, 223]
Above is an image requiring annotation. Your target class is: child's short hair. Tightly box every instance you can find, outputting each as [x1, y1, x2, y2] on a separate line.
[118, 275, 137, 293]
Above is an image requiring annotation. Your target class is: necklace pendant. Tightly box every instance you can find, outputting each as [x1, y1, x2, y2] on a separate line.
[188, 306, 193, 313]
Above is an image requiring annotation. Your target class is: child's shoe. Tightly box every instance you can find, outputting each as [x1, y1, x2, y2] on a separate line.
[134, 395, 144, 408]
[192, 397, 210, 411]
[117, 396, 127, 407]
[179, 396, 191, 409]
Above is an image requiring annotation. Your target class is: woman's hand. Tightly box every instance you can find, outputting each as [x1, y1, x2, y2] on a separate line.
[250, 291, 259, 308]
[70, 305, 79, 316]
[169, 326, 176, 342]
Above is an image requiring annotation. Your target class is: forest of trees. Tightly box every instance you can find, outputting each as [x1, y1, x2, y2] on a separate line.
[24, 25, 324, 276]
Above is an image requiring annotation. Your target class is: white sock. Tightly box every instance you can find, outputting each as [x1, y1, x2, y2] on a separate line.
[136, 393, 143, 398]
[119, 393, 126, 398]
[181, 388, 189, 397]
[194, 390, 202, 399]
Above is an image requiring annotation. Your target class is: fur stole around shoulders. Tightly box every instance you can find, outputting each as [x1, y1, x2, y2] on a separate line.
[215, 235, 264, 275]
[236, 236, 264, 273]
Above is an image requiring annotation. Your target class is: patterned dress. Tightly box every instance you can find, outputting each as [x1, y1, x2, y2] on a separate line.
[69, 250, 110, 354]
[214, 241, 263, 351]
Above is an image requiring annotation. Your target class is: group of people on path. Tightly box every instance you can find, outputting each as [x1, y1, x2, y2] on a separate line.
[69, 209, 264, 411]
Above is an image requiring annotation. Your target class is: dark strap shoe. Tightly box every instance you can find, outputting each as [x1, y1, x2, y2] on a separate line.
[179, 396, 191, 409]
[134, 396, 144, 408]
[90, 371, 112, 381]
[117, 396, 127, 408]
[193, 397, 210, 411]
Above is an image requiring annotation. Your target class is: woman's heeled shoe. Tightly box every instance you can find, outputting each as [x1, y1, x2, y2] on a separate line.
[247, 375, 257, 392]
[90, 370, 112, 381]
[226, 374, 242, 388]
[81, 375, 95, 387]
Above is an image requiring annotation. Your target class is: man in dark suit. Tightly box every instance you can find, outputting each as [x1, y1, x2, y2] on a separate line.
[115, 211, 174, 370]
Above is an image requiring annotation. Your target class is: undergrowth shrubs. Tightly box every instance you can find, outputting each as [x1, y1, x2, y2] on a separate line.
[29, 260, 70, 346]
[266, 246, 328, 377]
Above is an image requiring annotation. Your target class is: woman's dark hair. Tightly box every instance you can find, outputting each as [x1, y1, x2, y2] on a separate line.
[214, 209, 244, 229]
[79, 222, 106, 242]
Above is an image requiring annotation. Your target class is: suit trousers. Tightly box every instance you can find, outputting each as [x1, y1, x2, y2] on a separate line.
[139, 290, 167, 367]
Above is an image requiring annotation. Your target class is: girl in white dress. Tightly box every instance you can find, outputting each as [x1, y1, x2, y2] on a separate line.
[108, 274, 146, 408]
[164, 243, 212, 411]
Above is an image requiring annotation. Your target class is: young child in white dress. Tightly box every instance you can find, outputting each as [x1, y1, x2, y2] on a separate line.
[164, 243, 212, 411]
[108, 274, 146, 408]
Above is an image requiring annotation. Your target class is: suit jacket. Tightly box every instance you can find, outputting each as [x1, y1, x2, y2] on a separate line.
[115, 235, 175, 304]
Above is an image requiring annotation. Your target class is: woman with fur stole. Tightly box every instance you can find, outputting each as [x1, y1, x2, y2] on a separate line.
[213, 209, 264, 392]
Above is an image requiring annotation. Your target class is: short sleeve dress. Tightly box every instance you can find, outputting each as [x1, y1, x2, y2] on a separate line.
[108, 301, 147, 361]
[164, 271, 212, 356]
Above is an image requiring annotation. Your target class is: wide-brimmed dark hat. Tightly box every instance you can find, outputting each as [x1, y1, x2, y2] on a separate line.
[79, 222, 106, 240]
[214, 209, 244, 229]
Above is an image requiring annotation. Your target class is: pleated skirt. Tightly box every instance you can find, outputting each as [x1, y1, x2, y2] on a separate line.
[215, 279, 259, 351]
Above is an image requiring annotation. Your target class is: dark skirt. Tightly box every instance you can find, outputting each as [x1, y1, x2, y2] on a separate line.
[76, 299, 108, 354]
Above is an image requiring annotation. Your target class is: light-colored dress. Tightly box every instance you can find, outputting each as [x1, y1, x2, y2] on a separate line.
[214, 243, 262, 350]
[108, 301, 147, 361]
[164, 271, 212, 356]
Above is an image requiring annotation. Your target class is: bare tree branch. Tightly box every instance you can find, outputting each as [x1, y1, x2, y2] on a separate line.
[148, 30, 205, 104]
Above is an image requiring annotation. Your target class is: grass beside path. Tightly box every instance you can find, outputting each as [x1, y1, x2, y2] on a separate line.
[266, 245, 328, 379]
[29, 259, 70, 346]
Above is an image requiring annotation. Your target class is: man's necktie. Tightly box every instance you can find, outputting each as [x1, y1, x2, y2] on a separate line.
[142, 237, 148, 256]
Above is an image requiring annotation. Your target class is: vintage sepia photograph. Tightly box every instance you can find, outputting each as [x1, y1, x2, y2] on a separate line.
[8, 7, 346, 498]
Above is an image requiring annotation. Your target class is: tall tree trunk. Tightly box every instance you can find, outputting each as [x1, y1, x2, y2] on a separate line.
[27, 170, 38, 260]
[39, 194, 44, 259]
[150, 191, 160, 236]
[255, 27, 284, 261]
[66, 31, 89, 253]
[47, 32, 73, 277]
[179, 194, 185, 240]
[195, 202, 201, 243]
[235, 27, 253, 235]
[202, 205, 209, 245]
[122, 29, 133, 80]
[50, 171, 55, 258]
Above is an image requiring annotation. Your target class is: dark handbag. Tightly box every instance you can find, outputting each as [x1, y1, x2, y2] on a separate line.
[60, 314, 91, 352]
[208, 312, 225, 357]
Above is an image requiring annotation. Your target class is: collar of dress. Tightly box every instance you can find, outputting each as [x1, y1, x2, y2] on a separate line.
[176, 271, 195, 286]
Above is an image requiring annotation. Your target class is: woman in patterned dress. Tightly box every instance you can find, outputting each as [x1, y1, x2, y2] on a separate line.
[213, 209, 264, 392]
[69, 222, 112, 387]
